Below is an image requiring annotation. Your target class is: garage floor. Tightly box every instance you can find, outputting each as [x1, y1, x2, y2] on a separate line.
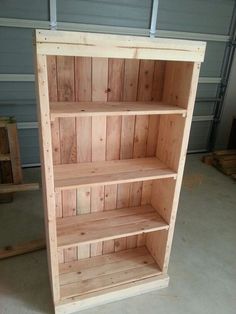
[0, 155, 235, 314]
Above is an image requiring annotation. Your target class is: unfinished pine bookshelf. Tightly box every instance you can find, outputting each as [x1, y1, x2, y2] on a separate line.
[35, 30, 206, 314]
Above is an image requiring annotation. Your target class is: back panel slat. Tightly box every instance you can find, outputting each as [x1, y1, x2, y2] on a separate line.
[103, 58, 124, 254]
[135, 60, 155, 247]
[57, 56, 77, 262]
[75, 56, 92, 260]
[117, 58, 141, 250]
[91, 57, 108, 257]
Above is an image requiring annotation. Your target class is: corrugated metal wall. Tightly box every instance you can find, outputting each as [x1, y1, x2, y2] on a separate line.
[0, 0, 235, 165]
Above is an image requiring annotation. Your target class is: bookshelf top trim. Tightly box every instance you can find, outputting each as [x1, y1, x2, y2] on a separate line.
[35, 30, 206, 62]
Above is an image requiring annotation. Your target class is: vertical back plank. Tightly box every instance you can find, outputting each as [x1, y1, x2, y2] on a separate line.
[118, 59, 140, 250]
[151, 61, 166, 102]
[57, 56, 77, 262]
[103, 58, 124, 254]
[91, 57, 108, 256]
[135, 60, 155, 247]
[75, 57, 92, 259]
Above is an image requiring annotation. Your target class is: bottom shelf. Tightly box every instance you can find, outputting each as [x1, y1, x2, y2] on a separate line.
[59, 246, 162, 300]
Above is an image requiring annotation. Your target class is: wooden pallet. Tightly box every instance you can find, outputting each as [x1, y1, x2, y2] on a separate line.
[35, 30, 205, 313]
[0, 117, 39, 201]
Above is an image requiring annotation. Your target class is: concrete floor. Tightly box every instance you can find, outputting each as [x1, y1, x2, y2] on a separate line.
[0, 155, 235, 314]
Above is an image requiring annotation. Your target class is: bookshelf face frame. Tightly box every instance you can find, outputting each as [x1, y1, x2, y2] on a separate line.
[35, 30, 205, 313]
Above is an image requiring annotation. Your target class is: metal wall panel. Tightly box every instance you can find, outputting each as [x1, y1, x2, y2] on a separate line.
[193, 102, 215, 116]
[200, 42, 226, 77]
[0, 28, 34, 73]
[0, 0, 235, 164]
[189, 121, 213, 151]
[0, 0, 49, 20]
[0, 102, 36, 122]
[0, 82, 35, 100]
[158, 0, 233, 35]
[196, 84, 218, 98]
[58, 0, 152, 28]
[18, 129, 40, 165]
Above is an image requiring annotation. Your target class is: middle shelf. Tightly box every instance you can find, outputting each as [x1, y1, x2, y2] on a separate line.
[50, 101, 187, 119]
[56, 204, 169, 249]
[54, 157, 176, 190]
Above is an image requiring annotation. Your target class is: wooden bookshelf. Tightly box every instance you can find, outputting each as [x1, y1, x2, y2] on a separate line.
[35, 29, 205, 314]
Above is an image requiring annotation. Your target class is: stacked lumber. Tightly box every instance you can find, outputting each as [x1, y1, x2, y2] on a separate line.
[212, 150, 236, 175]
[202, 150, 236, 178]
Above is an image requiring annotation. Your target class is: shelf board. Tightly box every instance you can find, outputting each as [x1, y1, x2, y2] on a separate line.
[59, 246, 162, 300]
[57, 204, 168, 249]
[50, 101, 187, 119]
[54, 157, 176, 190]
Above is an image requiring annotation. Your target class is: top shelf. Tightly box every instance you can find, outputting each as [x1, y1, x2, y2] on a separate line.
[50, 101, 187, 120]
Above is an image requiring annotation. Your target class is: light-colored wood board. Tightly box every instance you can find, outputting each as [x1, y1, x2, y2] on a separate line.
[57, 205, 168, 249]
[90, 186, 104, 256]
[37, 42, 205, 61]
[146, 230, 168, 270]
[133, 115, 149, 158]
[0, 153, 10, 161]
[141, 180, 153, 205]
[151, 61, 166, 101]
[119, 59, 140, 250]
[131, 60, 155, 247]
[50, 101, 186, 119]
[103, 58, 124, 254]
[163, 61, 194, 109]
[54, 157, 177, 190]
[62, 189, 77, 262]
[0, 238, 45, 260]
[57, 56, 77, 262]
[146, 115, 160, 157]
[151, 178, 175, 224]
[76, 186, 90, 260]
[60, 261, 160, 299]
[55, 192, 64, 263]
[36, 30, 206, 62]
[127, 181, 143, 249]
[116, 60, 138, 250]
[35, 54, 60, 301]
[156, 114, 185, 172]
[103, 184, 117, 254]
[36, 30, 206, 52]
[75, 57, 92, 101]
[60, 246, 148, 274]
[47, 56, 61, 166]
[75, 56, 92, 260]
[59, 246, 162, 299]
[60, 248, 156, 285]
[47, 55, 64, 264]
[151, 62, 201, 272]
[6, 123, 23, 184]
[0, 183, 39, 193]
[116, 181, 131, 255]
[55, 274, 169, 313]
[91, 57, 108, 257]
